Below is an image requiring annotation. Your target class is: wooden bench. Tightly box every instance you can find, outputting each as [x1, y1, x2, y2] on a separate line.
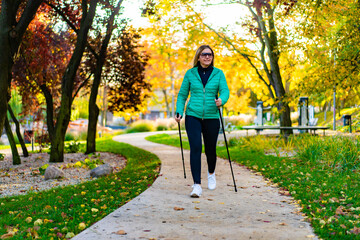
[242, 125, 330, 136]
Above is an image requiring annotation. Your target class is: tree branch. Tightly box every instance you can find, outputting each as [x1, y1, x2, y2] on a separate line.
[44, 1, 99, 60]
[73, 72, 93, 100]
[15, 0, 43, 43]
[187, 3, 274, 97]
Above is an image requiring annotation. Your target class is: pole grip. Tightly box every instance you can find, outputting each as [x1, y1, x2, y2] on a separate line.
[176, 113, 179, 118]
[215, 95, 218, 100]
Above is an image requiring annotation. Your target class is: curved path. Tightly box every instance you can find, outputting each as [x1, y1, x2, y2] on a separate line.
[73, 131, 317, 240]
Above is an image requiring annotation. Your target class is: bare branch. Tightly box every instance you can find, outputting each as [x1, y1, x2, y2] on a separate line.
[73, 72, 93, 100]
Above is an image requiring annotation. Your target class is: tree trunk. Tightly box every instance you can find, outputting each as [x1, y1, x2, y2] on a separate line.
[5, 117, 21, 165]
[8, 105, 28, 157]
[162, 89, 170, 117]
[86, 0, 122, 154]
[262, 7, 292, 133]
[0, 29, 12, 139]
[50, 0, 98, 162]
[86, 98, 99, 154]
[39, 84, 55, 140]
[0, 0, 43, 141]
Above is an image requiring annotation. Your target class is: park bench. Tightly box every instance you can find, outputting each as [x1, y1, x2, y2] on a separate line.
[242, 125, 330, 136]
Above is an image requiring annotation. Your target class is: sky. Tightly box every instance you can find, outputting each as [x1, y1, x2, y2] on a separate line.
[121, 0, 249, 33]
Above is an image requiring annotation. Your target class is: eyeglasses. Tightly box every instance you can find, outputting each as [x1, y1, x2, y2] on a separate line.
[200, 52, 213, 57]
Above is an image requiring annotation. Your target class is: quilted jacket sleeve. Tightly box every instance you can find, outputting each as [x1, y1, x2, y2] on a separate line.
[218, 70, 229, 106]
[175, 71, 190, 117]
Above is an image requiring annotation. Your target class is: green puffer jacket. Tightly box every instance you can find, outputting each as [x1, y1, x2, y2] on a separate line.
[176, 66, 229, 119]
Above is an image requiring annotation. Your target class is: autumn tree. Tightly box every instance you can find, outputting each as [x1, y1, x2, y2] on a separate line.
[142, 1, 252, 117]
[105, 27, 151, 114]
[12, 5, 73, 146]
[49, 0, 98, 162]
[0, 0, 44, 139]
[85, 0, 123, 154]
[47, 0, 148, 153]
[293, 0, 360, 110]
[202, 0, 293, 129]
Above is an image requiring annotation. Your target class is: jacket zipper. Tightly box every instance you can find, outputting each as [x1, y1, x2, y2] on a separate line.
[202, 87, 205, 120]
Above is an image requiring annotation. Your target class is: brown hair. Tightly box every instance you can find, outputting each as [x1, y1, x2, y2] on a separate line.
[193, 45, 215, 67]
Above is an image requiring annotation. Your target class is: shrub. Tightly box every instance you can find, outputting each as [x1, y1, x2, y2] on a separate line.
[65, 140, 81, 153]
[126, 120, 155, 133]
[39, 164, 49, 175]
[156, 125, 168, 131]
[65, 133, 76, 141]
[226, 114, 253, 126]
[77, 130, 87, 141]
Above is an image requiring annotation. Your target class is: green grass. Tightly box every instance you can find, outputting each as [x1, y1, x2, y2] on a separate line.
[147, 133, 360, 240]
[0, 138, 161, 239]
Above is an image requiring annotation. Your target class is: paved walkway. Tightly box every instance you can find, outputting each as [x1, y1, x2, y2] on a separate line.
[73, 131, 317, 240]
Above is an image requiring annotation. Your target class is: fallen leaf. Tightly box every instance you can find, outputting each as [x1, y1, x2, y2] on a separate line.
[192, 201, 200, 203]
[174, 207, 184, 211]
[279, 222, 287, 226]
[1, 233, 14, 239]
[113, 230, 127, 235]
[335, 206, 346, 215]
[194, 207, 200, 210]
[350, 227, 360, 234]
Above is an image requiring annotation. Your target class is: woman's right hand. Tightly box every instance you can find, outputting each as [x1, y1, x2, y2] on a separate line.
[175, 114, 182, 123]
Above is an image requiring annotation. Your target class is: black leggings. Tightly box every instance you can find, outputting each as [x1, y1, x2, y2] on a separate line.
[185, 115, 220, 184]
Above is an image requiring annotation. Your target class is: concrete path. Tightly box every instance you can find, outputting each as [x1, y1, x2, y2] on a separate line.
[73, 131, 317, 240]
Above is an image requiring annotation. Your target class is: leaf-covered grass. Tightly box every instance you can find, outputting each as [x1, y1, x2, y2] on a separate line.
[0, 138, 161, 239]
[147, 133, 360, 240]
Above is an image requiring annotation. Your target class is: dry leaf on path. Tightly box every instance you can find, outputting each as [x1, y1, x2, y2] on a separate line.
[113, 230, 127, 235]
[174, 207, 184, 211]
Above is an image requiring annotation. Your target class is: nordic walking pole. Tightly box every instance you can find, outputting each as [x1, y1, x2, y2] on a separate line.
[216, 95, 237, 192]
[177, 113, 186, 179]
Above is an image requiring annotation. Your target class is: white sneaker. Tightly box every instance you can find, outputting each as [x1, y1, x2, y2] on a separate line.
[208, 172, 216, 190]
[190, 184, 202, 198]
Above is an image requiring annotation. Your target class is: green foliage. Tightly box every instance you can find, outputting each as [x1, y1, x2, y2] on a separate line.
[126, 121, 155, 133]
[227, 137, 240, 147]
[0, 153, 4, 161]
[0, 138, 161, 239]
[64, 140, 81, 153]
[70, 156, 104, 170]
[65, 133, 76, 141]
[147, 133, 360, 239]
[39, 164, 49, 175]
[296, 136, 360, 172]
[71, 97, 89, 121]
[156, 124, 168, 131]
[77, 131, 88, 141]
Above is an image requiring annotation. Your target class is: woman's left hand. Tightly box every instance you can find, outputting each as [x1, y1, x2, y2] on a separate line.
[215, 97, 222, 107]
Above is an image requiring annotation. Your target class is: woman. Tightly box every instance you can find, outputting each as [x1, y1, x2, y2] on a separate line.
[175, 45, 230, 198]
